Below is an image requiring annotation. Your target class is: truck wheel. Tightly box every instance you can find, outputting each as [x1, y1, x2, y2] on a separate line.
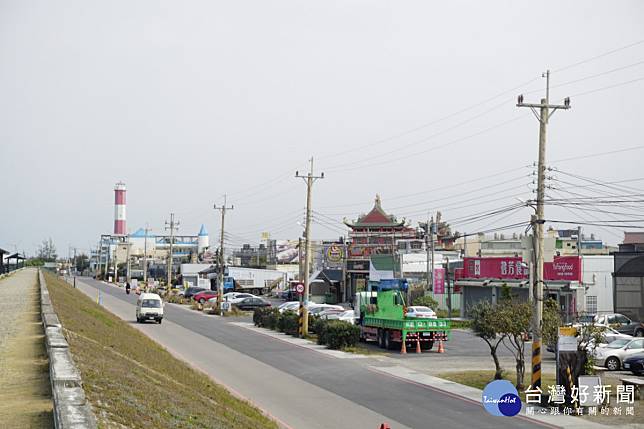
[377, 329, 385, 348]
[426, 340, 434, 351]
[384, 331, 395, 350]
[253, 289, 260, 296]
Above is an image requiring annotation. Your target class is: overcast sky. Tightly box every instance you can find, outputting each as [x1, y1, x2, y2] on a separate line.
[2, 0, 644, 256]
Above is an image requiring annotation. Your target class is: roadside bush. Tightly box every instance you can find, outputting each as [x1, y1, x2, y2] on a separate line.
[253, 307, 280, 329]
[412, 295, 439, 310]
[436, 309, 448, 318]
[324, 321, 360, 350]
[314, 318, 330, 345]
[277, 311, 299, 336]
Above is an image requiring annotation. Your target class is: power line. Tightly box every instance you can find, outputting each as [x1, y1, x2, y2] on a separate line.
[553, 39, 644, 73]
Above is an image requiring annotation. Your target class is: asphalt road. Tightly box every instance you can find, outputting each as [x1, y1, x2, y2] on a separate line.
[76, 277, 553, 429]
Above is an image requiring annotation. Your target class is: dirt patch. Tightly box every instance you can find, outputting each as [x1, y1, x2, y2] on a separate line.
[0, 276, 53, 428]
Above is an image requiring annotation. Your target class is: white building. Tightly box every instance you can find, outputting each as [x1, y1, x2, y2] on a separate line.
[578, 255, 614, 315]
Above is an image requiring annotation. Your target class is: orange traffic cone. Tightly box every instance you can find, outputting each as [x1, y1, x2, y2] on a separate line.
[379, 423, 391, 429]
[416, 339, 422, 353]
[401, 339, 407, 354]
[437, 339, 445, 353]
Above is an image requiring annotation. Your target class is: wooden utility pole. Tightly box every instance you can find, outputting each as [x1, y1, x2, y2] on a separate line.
[295, 158, 324, 336]
[214, 195, 233, 314]
[165, 214, 179, 288]
[517, 69, 570, 391]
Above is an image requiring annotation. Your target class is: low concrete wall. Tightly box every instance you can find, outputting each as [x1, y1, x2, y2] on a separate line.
[39, 269, 97, 429]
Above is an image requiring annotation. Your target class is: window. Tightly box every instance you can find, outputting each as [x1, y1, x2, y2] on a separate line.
[627, 340, 644, 350]
[142, 299, 161, 308]
[585, 296, 597, 314]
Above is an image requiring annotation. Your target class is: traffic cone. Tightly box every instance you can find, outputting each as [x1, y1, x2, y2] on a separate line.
[400, 339, 407, 354]
[416, 339, 422, 353]
[437, 339, 445, 353]
[379, 423, 391, 429]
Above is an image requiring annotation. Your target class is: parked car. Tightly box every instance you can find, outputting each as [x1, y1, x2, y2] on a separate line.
[546, 324, 632, 353]
[224, 292, 257, 303]
[278, 301, 301, 313]
[308, 304, 344, 316]
[193, 290, 218, 304]
[235, 297, 271, 311]
[593, 338, 644, 371]
[324, 310, 358, 324]
[184, 287, 207, 299]
[623, 353, 644, 376]
[136, 293, 164, 324]
[594, 313, 632, 328]
[406, 306, 437, 319]
[317, 308, 345, 318]
[616, 320, 644, 337]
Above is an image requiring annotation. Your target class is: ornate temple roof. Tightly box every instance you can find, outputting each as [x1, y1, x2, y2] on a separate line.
[343, 195, 407, 229]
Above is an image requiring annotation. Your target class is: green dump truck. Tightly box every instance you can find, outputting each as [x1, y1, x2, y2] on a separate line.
[355, 289, 450, 352]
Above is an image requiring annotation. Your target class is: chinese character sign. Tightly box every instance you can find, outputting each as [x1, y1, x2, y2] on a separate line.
[433, 268, 445, 294]
[462, 257, 581, 281]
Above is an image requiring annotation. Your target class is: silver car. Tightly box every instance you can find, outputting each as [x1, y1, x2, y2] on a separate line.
[593, 338, 644, 371]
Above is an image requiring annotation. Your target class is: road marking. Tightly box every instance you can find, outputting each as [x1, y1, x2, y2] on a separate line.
[229, 322, 369, 359]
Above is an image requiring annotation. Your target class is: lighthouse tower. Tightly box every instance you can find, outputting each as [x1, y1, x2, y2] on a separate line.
[198, 224, 209, 253]
[114, 182, 127, 235]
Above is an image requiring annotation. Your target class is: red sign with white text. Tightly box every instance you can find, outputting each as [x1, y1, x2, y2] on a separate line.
[433, 268, 445, 294]
[461, 256, 581, 282]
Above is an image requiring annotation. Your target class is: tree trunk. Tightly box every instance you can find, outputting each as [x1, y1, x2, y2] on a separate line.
[491, 346, 504, 380]
[515, 336, 525, 389]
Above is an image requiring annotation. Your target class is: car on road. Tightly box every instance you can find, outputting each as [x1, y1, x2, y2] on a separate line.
[184, 287, 207, 299]
[278, 301, 301, 313]
[405, 306, 437, 319]
[234, 297, 271, 311]
[193, 290, 218, 304]
[623, 353, 644, 376]
[324, 310, 358, 324]
[593, 338, 644, 371]
[616, 320, 644, 337]
[136, 293, 164, 324]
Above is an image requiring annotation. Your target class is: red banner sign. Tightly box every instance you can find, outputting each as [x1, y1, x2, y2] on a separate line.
[433, 268, 445, 294]
[461, 256, 581, 282]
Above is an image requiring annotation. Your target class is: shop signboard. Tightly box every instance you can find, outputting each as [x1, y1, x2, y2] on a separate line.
[461, 256, 581, 282]
[433, 268, 445, 294]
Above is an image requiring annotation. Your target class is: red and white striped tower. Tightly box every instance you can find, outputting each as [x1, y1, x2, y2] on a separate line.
[114, 182, 127, 235]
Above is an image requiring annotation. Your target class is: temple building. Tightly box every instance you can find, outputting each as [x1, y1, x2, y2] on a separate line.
[344, 195, 417, 296]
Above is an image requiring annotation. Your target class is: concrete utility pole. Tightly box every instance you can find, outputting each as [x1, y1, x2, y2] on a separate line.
[143, 224, 151, 285]
[165, 214, 179, 289]
[445, 256, 451, 318]
[295, 158, 324, 336]
[97, 241, 102, 279]
[214, 195, 233, 314]
[517, 69, 570, 392]
[430, 215, 435, 291]
[425, 214, 431, 291]
[125, 239, 131, 282]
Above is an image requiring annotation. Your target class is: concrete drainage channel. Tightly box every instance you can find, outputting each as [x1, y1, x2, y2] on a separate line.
[39, 269, 97, 428]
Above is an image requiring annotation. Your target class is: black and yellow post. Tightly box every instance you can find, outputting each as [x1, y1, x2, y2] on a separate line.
[531, 340, 541, 390]
[298, 302, 304, 338]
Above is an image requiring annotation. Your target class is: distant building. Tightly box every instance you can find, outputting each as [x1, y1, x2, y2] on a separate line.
[613, 232, 644, 321]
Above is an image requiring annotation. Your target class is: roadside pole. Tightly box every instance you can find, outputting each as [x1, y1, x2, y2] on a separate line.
[143, 224, 150, 285]
[214, 195, 233, 315]
[445, 256, 451, 318]
[517, 70, 570, 392]
[295, 158, 324, 336]
[165, 213, 179, 291]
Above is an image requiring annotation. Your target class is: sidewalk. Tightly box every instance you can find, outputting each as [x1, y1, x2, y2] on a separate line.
[0, 268, 53, 427]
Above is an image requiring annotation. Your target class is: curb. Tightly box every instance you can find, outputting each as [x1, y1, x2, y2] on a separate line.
[40, 270, 97, 428]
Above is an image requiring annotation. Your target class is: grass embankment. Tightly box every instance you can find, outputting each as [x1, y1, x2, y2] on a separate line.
[438, 370, 556, 402]
[45, 273, 277, 429]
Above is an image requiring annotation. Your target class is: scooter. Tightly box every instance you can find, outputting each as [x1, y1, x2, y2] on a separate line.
[125, 283, 131, 295]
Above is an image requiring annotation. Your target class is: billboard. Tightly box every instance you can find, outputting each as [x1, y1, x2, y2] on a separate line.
[433, 268, 445, 294]
[461, 256, 581, 282]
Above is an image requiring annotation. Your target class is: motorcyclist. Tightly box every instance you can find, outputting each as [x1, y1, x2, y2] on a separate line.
[125, 281, 131, 295]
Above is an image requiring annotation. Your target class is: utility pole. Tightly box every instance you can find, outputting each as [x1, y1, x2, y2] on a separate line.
[97, 240, 102, 279]
[165, 214, 179, 289]
[295, 158, 324, 336]
[425, 214, 431, 291]
[445, 256, 451, 318]
[125, 238, 131, 282]
[517, 70, 570, 392]
[143, 224, 151, 285]
[430, 215, 435, 292]
[577, 226, 582, 257]
[214, 195, 233, 314]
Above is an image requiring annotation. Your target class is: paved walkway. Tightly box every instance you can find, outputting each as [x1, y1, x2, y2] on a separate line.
[0, 268, 53, 427]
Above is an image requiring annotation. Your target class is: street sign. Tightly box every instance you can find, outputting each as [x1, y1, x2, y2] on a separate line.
[295, 283, 304, 294]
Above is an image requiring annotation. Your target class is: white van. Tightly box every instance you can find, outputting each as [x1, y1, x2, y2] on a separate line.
[136, 293, 164, 324]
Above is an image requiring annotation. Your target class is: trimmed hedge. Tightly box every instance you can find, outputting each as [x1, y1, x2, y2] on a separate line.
[277, 310, 299, 335]
[315, 319, 360, 350]
[412, 295, 439, 310]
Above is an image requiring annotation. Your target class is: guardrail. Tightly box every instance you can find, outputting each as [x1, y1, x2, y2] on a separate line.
[39, 269, 97, 428]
